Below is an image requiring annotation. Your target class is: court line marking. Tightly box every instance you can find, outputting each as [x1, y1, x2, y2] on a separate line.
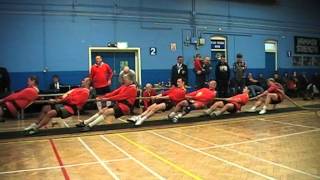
[117, 118, 128, 123]
[118, 134, 203, 180]
[256, 118, 320, 130]
[49, 139, 70, 180]
[199, 129, 320, 150]
[168, 129, 320, 179]
[63, 121, 70, 128]
[149, 131, 275, 180]
[0, 158, 131, 175]
[78, 137, 119, 180]
[100, 135, 165, 180]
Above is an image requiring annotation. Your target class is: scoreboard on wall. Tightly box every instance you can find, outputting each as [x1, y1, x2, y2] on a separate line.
[294, 36, 320, 54]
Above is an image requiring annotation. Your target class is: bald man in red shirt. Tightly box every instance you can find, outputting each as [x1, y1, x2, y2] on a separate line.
[204, 86, 250, 117]
[90, 55, 113, 95]
[128, 78, 186, 126]
[248, 78, 284, 115]
[0, 76, 39, 121]
[168, 80, 217, 123]
[76, 75, 137, 131]
[24, 77, 91, 135]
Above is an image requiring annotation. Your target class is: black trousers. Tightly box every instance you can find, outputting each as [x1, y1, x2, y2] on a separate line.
[217, 80, 229, 98]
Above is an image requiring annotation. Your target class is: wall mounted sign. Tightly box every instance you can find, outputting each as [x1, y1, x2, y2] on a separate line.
[150, 47, 157, 56]
[295, 36, 320, 54]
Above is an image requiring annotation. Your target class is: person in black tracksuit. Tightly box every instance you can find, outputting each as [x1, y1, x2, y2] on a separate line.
[0, 67, 10, 98]
[215, 55, 230, 98]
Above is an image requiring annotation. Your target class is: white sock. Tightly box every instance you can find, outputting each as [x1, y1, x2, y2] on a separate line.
[262, 105, 267, 110]
[168, 112, 176, 119]
[250, 106, 256, 110]
[88, 115, 105, 127]
[96, 102, 102, 111]
[215, 111, 222, 116]
[84, 113, 100, 125]
[177, 113, 183, 118]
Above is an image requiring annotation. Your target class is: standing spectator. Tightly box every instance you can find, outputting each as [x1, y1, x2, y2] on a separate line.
[142, 83, 157, 111]
[307, 72, 320, 99]
[215, 55, 230, 97]
[203, 56, 213, 83]
[246, 73, 264, 97]
[171, 56, 188, 86]
[286, 72, 298, 97]
[273, 72, 284, 85]
[297, 73, 308, 99]
[49, 75, 63, 93]
[257, 73, 267, 90]
[90, 55, 113, 95]
[194, 54, 206, 89]
[119, 66, 136, 85]
[0, 67, 10, 98]
[233, 53, 247, 92]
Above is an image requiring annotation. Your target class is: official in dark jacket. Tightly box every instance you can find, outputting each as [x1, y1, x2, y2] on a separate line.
[171, 56, 188, 86]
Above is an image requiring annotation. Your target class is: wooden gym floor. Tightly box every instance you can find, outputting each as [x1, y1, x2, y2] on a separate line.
[0, 101, 320, 179]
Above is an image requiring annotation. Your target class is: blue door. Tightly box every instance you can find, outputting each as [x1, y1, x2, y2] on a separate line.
[265, 52, 276, 77]
[91, 52, 135, 90]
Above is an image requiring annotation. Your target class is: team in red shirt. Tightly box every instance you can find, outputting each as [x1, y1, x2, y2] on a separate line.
[248, 78, 284, 114]
[128, 78, 186, 126]
[168, 80, 217, 123]
[0, 76, 39, 121]
[24, 78, 91, 134]
[76, 75, 137, 131]
[205, 86, 250, 117]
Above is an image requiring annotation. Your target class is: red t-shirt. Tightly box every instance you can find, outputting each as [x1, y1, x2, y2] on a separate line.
[267, 83, 284, 100]
[228, 93, 249, 111]
[162, 87, 186, 105]
[187, 88, 216, 105]
[194, 58, 202, 72]
[62, 88, 90, 114]
[90, 63, 113, 88]
[143, 89, 157, 108]
[102, 84, 137, 114]
[3, 86, 39, 116]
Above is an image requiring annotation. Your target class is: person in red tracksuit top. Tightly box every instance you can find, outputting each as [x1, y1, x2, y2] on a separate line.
[90, 55, 113, 95]
[168, 80, 217, 123]
[0, 76, 39, 121]
[76, 75, 137, 131]
[248, 78, 285, 115]
[24, 78, 91, 135]
[204, 86, 250, 118]
[194, 54, 206, 89]
[142, 83, 157, 111]
[128, 78, 186, 126]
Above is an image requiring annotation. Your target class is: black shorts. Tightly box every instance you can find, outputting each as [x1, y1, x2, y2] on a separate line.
[95, 86, 110, 95]
[155, 100, 174, 111]
[51, 104, 72, 119]
[222, 100, 237, 113]
[113, 104, 124, 118]
[270, 95, 282, 104]
[1, 105, 14, 118]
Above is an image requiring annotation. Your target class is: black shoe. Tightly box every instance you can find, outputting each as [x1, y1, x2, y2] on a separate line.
[76, 122, 85, 128]
[81, 125, 91, 132]
[0, 118, 5, 123]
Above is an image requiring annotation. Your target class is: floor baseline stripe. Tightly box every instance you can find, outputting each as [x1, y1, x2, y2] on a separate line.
[117, 134, 203, 180]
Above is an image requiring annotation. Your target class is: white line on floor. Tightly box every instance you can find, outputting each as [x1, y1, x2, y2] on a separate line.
[199, 129, 320, 150]
[169, 129, 320, 179]
[78, 137, 119, 180]
[150, 131, 275, 180]
[100, 135, 166, 180]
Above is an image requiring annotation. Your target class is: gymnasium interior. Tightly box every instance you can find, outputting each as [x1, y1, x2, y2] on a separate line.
[0, 0, 320, 179]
